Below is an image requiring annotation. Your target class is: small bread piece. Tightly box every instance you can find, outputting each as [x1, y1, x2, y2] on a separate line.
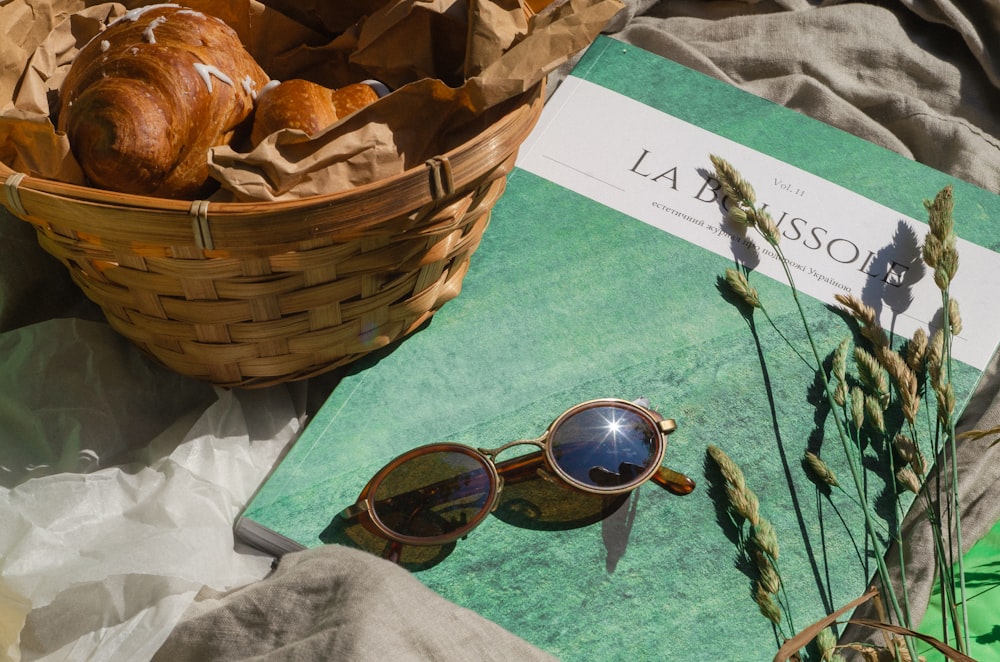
[329, 82, 381, 117]
[250, 79, 380, 147]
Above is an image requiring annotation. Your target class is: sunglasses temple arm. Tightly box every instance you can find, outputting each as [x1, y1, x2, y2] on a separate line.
[383, 540, 403, 564]
[652, 466, 697, 495]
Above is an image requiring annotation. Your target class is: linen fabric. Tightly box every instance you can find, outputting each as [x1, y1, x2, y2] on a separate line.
[2, 0, 999, 659]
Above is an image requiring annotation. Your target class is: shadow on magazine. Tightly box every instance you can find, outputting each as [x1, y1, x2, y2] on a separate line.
[859, 220, 925, 337]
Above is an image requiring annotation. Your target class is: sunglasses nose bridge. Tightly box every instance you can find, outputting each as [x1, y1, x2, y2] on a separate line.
[478, 436, 546, 462]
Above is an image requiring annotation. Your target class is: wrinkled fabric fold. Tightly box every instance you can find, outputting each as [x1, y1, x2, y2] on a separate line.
[153, 546, 559, 662]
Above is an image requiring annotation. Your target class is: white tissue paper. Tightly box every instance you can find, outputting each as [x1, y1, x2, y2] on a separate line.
[0, 317, 302, 661]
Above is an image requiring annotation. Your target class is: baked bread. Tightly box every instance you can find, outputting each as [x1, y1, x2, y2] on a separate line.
[250, 79, 381, 147]
[58, 5, 269, 199]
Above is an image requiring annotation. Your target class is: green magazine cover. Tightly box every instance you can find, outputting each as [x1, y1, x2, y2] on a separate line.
[237, 36, 1000, 660]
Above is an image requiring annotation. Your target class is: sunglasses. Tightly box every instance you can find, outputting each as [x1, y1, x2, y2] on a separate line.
[338, 398, 695, 558]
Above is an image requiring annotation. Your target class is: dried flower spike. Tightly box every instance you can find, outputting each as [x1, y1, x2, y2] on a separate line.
[922, 232, 943, 269]
[850, 386, 866, 429]
[708, 444, 747, 491]
[882, 351, 920, 424]
[804, 451, 839, 487]
[753, 583, 783, 626]
[724, 268, 761, 309]
[896, 466, 922, 494]
[727, 485, 760, 524]
[749, 207, 781, 245]
[935, 382, 956, 425]
[815, 627, 838, 662]
[726, 205, 749, 226]
[864, 393, 886, 432]
[830, 338, 851, 407]
[934, 253, 959, 290]
[923, 186, 959, 288]
[948, 298, 962, 336]
[833, 380, 848, 408]
[893, 434, 917, 463]
[755, 549, 781, 594]
[854, 347, 889, 404]
[925, 185, 955, 239]
[710, 154, 757, 205]
[834, 294, 889, 349]
[927, 329, 944, 387]
[832, 337, 850, 384]
[906, 327, 928, 372]
[751, 518, 780, 561]
[709, 155, 782, 248]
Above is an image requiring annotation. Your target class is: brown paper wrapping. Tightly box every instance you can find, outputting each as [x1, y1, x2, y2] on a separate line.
[0, 0, 624, 202]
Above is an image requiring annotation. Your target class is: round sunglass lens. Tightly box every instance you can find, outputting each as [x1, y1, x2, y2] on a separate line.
[370, 448, 495, 542]
[548, 404, 660, 490]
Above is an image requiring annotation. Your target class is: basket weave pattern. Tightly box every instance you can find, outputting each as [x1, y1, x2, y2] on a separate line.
[2, 85, 543, 388]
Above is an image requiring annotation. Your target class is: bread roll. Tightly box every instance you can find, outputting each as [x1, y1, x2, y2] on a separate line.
[58, 5, 269, 199]
[250, 79, 380, 147]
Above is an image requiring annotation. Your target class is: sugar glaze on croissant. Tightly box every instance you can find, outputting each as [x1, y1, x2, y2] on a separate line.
[58, 4, 269, 199]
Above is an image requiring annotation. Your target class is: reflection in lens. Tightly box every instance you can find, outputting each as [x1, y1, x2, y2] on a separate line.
[548, 404, 659, 490]
[320, 513, 456, 571]
[370, 448, 494, 541]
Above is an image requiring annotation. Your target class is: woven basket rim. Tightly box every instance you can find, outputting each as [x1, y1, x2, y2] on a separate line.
[2, 79, 546, 387]
[2, 81, 545, 249]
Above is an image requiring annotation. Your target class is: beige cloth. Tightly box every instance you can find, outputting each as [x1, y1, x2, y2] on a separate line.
[2, 1, 999, 660]
[152, 546, 557, 662]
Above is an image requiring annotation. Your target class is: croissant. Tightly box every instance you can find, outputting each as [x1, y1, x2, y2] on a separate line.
[250, 79, 381, 147]
[58, 5, 269, 199]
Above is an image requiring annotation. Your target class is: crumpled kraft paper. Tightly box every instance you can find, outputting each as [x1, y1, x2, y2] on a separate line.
[209, 0, 626, 201]
[0, 0, 623, 202]
[0, 0, 324, 187]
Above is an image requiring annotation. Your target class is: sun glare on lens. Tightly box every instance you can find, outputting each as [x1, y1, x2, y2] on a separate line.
[596, 408, 628, 444]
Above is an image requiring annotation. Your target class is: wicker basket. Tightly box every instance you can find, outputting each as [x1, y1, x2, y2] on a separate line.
[1, 83, 544, 388]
